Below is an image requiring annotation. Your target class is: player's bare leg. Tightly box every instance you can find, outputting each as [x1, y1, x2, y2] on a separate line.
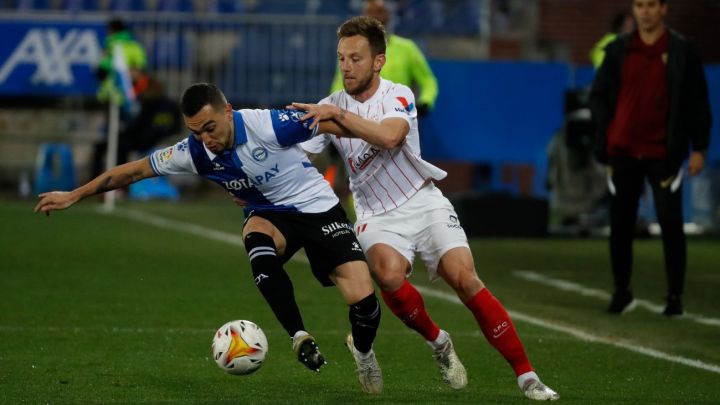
[367, 243, 467, 389]
[332, 261, 382, 394]
[437, 247, 559, 401]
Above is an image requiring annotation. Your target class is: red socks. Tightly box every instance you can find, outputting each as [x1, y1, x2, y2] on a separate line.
[465, 288, 533, 376]
[381, 280, 440, 341]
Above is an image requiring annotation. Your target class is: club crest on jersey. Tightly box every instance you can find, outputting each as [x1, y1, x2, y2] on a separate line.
[252, 147, 268, 162]
[395, 96, 414, 113]
[212, 162, 225, 171]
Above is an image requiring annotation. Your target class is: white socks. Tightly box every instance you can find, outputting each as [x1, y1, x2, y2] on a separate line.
[427, 329, 450, 350]
[517, 371, 540, 389]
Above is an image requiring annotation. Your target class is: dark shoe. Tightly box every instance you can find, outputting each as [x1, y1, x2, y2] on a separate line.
[292, 334, 327, 372]
[663, 295, 684, 317]
[607, 290, 636, 314]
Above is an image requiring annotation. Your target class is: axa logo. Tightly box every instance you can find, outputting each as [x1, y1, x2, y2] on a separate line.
[348, 146, 381, 174]
[0, 28, 101, 85]
[395, 96, 414, 113]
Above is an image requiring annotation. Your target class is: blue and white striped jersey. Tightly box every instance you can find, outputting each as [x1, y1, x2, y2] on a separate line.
[150, 109, 338, 214]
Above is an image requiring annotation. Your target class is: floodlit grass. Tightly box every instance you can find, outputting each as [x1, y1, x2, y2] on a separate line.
[2, 197, 719, 404]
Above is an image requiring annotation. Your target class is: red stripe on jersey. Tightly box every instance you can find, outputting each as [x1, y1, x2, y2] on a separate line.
[357, 188, 373, 217]
[372, 173, 398, 208]
[389, 150, 420, 191]
[367, 179, 387, 212]
[381, 163, 409, 199]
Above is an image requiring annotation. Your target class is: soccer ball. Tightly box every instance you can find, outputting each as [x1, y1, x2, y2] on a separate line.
[212, 320, 268, 375]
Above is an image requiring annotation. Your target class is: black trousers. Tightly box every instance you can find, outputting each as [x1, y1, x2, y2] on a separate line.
[608, 157, 686, 296]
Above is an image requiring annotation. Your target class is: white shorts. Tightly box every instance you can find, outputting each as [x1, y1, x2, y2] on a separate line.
[355, 182, 469, 280]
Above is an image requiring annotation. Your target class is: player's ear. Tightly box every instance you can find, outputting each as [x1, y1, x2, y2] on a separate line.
[225, 103, 233, 121]
[374, 53, 386, 73]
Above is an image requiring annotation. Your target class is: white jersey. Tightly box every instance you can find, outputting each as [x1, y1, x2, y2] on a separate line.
[301, 78, 446, 220]
[150, 108, 338, 214]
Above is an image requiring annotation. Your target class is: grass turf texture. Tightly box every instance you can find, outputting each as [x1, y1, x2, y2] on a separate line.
[1, 198, 719, 404]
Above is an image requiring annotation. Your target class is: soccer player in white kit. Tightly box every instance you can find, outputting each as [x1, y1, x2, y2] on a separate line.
[295, 16, 559, 400]
[35, 83, 383, 395]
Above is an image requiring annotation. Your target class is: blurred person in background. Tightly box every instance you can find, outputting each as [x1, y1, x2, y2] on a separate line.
[590, 0, 712, 316]
[92, 76, 181, 177]
[96, 18, 148, 110]
[590, 11, 635, 68]
[296, 16, 559, 401]
[36, 83, 385, 394]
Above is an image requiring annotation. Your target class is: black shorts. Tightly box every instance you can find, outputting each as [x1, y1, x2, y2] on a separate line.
[244, 204, 366, 287]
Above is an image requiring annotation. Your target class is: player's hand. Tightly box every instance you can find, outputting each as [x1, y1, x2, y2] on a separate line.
[688, 151, 705, 176]
[34, 191, 78, 216]
[287, 103, 339, 130]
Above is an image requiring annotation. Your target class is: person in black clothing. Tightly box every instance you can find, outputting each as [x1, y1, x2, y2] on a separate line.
[590, 0, 712, 316]
[92, 76, 181, 178]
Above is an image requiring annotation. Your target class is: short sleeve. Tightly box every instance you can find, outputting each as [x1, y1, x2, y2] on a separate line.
[300, 133, 332, 154]
[149, 137, 197, 176]
[381, 84, 417, 125]
[270, 109, 319, 147]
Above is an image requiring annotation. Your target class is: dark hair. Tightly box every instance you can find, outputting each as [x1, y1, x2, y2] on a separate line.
[180, 83, 227, 117]
[107, 18, 127, 34]
[337, 16, 387, 56]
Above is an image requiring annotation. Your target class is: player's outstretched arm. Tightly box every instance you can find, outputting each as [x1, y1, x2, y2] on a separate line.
[34, 157, 156, 215]
[290, 102, 408, 150]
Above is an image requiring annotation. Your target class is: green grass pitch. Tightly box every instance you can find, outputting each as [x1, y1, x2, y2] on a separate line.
[1, 198, 719, 404]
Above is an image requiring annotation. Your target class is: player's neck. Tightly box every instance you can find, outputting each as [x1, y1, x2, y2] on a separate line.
[639, 24, 666, 45]
[351, 77, 381, 103]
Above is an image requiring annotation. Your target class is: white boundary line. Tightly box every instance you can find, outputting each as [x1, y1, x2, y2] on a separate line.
[512, 270, 720, 327]
[107, 207, 720, 375]
[415, 287, 720, 375]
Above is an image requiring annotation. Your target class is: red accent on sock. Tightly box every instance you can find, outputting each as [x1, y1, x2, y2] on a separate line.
[465, 288, 533, 376]
[381, 280, 440, 341]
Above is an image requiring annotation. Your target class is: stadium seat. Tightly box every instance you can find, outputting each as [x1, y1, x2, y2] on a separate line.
[33, 143, 76, 194]
[155, 0, 194, 12]
[128, 177, 180, 201]
[206, 0, 245, 13]
[109, 0, 148, 12]
[251, 0, 307, 15]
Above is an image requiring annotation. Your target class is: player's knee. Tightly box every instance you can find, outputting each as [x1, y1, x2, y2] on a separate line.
[244, 232, 279, 278]
[441, 263, 483, 298]
[349, 293, 381, 330]
[371, 268, 406, 292]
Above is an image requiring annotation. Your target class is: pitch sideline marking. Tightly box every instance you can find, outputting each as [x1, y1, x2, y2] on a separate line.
[512, 270, 720, 327]
[110, 207, 720, 375]
[415, 286, 720, 375]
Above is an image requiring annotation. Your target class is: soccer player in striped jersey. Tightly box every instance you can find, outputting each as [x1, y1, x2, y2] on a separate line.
[35, 83, 383, 394]
[296, 16, 559, 401]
